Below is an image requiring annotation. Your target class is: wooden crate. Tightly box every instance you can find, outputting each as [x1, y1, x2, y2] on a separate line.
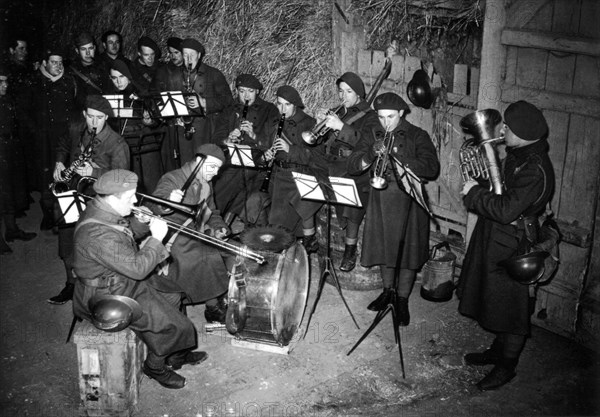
[74, 321, 145, 417]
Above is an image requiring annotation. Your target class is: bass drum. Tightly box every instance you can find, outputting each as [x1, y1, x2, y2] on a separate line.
[226, 241, 309, 346]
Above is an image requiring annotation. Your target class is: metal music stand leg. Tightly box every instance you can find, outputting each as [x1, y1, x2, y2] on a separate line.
[303, 203, 359, 339]
[347, 290, 405, 378]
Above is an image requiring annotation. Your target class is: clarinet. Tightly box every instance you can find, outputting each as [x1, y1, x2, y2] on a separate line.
[49, 127, 97, 195]
[259, 114, 286, 193]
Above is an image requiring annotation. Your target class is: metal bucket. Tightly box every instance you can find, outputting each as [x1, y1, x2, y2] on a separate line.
[420, 241, 456, 302]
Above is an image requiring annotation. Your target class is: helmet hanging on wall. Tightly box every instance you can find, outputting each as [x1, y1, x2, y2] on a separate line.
[406, 69, 434, 109]
[498, 251, 550, 285]
[88, 294, 142, 332]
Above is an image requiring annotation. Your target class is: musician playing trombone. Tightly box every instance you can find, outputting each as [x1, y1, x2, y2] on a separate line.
[347, 92, 439, 326]
[147, 143, 230, 324]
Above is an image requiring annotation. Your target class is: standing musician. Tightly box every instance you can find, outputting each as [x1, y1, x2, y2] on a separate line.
[47, 95, 130, 305]
[316, 72, 380, 271]
[148, 144, 230, 324]
[212, 73, 280, 229]
[265, 85, 326, 253]
[179, 38, 233, 161]
[130, 36, 161, 93]
[347, 92, 439, 325]
[458, 101, 555, 391]
[72, 169, 206, 390]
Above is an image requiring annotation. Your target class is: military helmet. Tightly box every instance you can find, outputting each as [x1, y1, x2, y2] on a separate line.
[88, 295, 142, 332]
[498, 251, 550, 285]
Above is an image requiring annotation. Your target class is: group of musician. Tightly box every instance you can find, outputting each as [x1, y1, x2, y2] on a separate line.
[2, 29, 554, 392]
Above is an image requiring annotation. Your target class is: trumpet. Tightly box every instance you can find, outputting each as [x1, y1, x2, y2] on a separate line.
[301, 104, 344, 145]
[370, 130, 395, 189]
[50, 127, 97, 195]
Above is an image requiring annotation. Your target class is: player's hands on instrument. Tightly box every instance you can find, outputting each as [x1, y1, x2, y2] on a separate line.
[169, 189, 184, 203]
[142, 110, 153, 126]
[149, 217, 168, 241]
[324, 113, 343, 131]
[134, 206, 152, 223]
[263, 148, 275, 161]
[214, 226, 230, 240]
[74, 162, 93, 177]
[226, 129, 242, 144]
[461, 179, 478, 196]
[186, 95, 200, 109]
[373, 139, 387, 155]
[272, 137, 289, 153]
[53, 162, 66, 181]
[240, 121, 256, 140]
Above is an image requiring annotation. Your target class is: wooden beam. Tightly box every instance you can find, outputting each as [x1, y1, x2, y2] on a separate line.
[501, 28, 600, 57]
[506, 0, 551, 28]
[501, 85, 600, 118]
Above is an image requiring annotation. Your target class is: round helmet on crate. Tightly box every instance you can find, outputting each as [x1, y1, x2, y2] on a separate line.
[88, 295, 142, 332]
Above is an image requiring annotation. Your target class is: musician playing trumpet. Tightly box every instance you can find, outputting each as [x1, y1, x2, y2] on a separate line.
[347, 92, 439, 326]
[148, 144, 231, 324]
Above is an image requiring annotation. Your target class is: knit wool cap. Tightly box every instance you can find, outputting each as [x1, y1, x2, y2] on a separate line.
[336, 72, 365, 98]
[137, 36, 161, 59]
[276, 85, 304, 108]
[74, 32, 95, 48]
[504, 100, 549, 141]
[110, 59, 132, 80]
[373, 92, 409, 112]
[235, 74, 263, 90]
[93, 169, 138, 195]
[85, 95, 114, 117]
[181, 38, 205, 55]
[166, 37, 183, 52]
[195, 143, 226, 164]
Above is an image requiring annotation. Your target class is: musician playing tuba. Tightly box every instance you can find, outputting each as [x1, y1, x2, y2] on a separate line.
[458, 101, 555, 391]
[347, 92, 439, 326]
[147, 144, 231, 325]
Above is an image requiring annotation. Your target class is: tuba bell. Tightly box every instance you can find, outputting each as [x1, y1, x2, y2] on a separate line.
[459, 109, 504, 195]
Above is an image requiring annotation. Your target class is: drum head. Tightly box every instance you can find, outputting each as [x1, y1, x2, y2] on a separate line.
[240, 225, 295, 253]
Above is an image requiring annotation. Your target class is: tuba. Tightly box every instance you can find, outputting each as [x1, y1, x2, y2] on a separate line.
[459, 109, 504, 195]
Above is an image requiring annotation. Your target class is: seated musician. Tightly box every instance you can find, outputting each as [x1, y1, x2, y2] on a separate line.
[72, 169, 206, 390]
[212, 73, 280, 230]
[265, 85, 327, 253]
[347, 92, 439, 325]
[147, 144, 230, 324]
[48, 95, 130, 305]
[317, 72, 380, 271]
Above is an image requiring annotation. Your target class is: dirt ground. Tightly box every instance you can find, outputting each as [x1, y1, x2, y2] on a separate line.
[1, 194, 599, 417]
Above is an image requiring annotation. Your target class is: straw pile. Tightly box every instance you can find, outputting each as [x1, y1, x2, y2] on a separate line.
[49, 0, 339, 113]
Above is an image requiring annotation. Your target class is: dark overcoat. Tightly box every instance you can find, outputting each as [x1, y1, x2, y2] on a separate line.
[72, 198, 196, 356]
[457, 139, 554, 335]
[147, 162, 229, 303]
[348, 118, 439, 268]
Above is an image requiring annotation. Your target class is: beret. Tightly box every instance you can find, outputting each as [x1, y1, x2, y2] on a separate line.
[74, 32, 94, 48]
[235, 74, 263, 90]
[181, 38, 205, 55]
[110, 59, 132, 80]
[373, 92, 409, 112]
[276, 85, 304, 108]
[336, 72, 365, 98]
[167, 37, 183, 52]
[195, 144, 226, 164]
[504, 100, 548, 141]
[137, 36, 161, 59]
[93, 169, 138, 195]
[85, 95, 114, 117]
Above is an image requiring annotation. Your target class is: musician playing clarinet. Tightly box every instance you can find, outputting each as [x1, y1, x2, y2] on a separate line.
[347, 92, 439, 325]
[212, 74, 279, 230]
[148, 144, 230, 324]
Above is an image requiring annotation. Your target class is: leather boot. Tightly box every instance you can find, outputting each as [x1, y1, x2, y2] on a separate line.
[143, 362, 186, 389]
[464, 339, 504, 366]
[204, 303, 227, 324]
[300, 234, 319, 254]
[367, 288, 394, 311]
[396, 296, 410, 326]
[476, 357, 518, 391]
[166, 350, 208, 370]
[5, 228, 37, 242]
[339, 244, 357, 272]
[47, 283, 74, 305]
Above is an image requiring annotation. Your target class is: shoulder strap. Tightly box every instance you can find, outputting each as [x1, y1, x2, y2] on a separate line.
[70, 67, 103, 93]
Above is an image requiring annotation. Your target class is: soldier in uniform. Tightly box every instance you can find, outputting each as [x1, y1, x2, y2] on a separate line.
[130, 36, 161, 93]
[97, 30, 131, 84]
[70, 32, 107, 110]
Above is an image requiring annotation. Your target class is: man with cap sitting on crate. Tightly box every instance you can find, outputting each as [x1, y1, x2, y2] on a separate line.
[73, 169, 207, 389]
[458, 101, 555, 391]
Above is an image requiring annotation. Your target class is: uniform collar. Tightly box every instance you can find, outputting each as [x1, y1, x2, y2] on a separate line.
[506, 139, 548, 159]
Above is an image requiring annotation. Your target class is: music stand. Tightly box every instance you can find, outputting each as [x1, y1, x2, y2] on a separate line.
[54, 190, 87, 225]
[293, 173, 362, 336]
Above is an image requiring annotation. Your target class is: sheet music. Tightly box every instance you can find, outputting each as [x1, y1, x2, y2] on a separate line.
[56, 191, 87, 224]
[159, 91, 190, 117]
[226, 144, 256, 167]
[291, 173, 326, 201]
[392, 159, 432, 216]
[292, 173, 361, 207]
[328, 176, 362, 207]
[103, 95, 134, 118]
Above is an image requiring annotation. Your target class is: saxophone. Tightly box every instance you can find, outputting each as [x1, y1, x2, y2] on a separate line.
[50, 127, 97, 195]
[182, 63, 196, 138]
